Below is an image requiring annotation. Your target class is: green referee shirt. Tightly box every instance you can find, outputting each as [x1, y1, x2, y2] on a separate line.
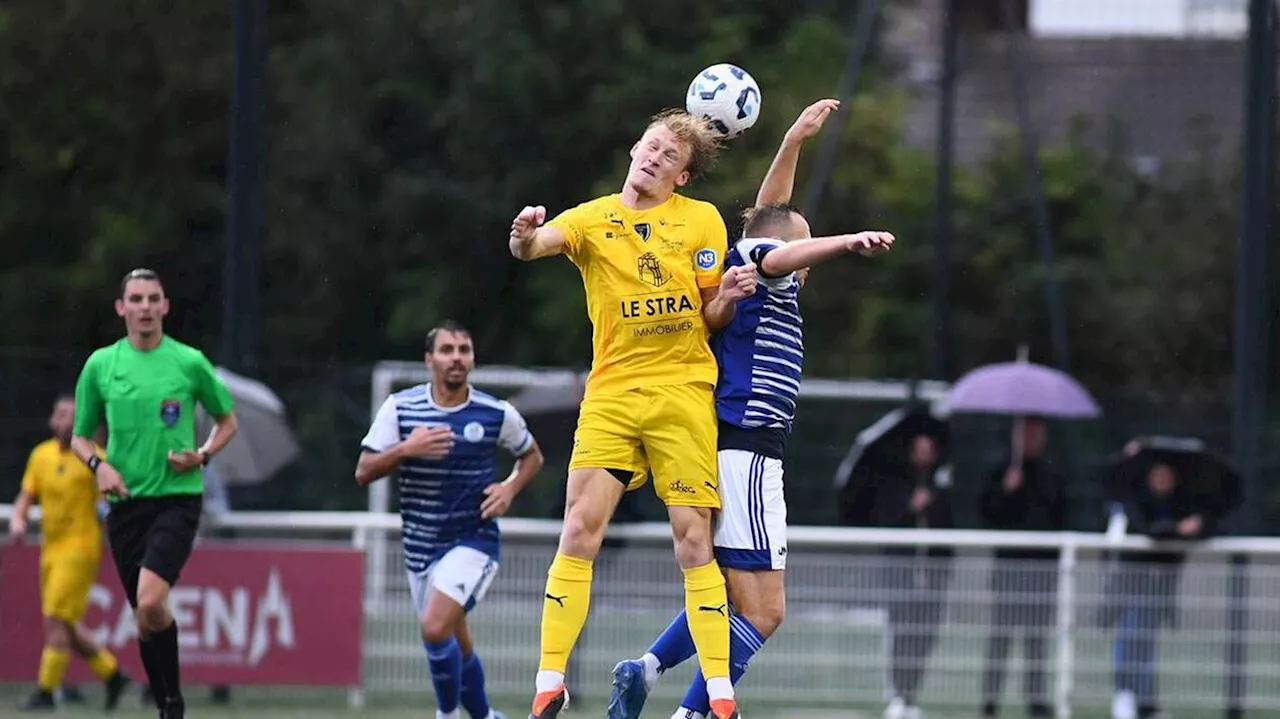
[73, 335, 235, 500]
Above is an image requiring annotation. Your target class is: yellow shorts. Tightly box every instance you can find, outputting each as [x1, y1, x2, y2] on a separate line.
[569, 383, 719, 508]
[40, 551, 100, 623]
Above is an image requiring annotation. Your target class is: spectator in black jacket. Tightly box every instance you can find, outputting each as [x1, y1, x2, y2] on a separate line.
[874, 434, 954, 719]
[977, 418, 1066, 719]
[1104, 461, 1212, 719]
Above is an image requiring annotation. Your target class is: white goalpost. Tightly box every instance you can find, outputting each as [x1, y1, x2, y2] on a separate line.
[365, 361, 952, 612]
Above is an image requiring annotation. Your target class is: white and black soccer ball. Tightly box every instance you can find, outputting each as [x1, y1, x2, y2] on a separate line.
[685, 63, 762, 139]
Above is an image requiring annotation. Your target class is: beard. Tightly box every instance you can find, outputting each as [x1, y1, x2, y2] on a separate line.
[439, 365, 468, 392]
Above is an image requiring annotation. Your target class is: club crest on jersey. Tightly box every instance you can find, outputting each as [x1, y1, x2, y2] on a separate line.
[695, 248, 719, 270]
[634, 222, 651, 242]
[463, 421, 486, 443]
[637, 252, 671, 287]
[160, 399, 181, 427]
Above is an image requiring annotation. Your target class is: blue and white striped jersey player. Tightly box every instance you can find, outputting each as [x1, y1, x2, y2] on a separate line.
[607, 99, 896, 719]
[356, 321, 546, 719]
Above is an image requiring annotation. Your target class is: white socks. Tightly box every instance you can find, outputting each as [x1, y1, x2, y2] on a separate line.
[535, 669, 564, 693]
[639, 652, 663, 691]
[705, 676, 733, 701]
[671, 711, 706, 719]
[436, 711, 460, 719]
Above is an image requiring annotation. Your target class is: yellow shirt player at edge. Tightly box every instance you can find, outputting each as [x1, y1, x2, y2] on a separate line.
[508, 108, 759, 719]
[9, 393, 132, 711]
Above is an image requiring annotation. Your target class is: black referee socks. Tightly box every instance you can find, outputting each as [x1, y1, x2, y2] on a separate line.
[150, 622, 183, 703]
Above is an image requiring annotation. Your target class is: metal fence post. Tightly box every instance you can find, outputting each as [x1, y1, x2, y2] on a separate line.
[1055, 538, 1078, 719]
[350, 524, 369, 708]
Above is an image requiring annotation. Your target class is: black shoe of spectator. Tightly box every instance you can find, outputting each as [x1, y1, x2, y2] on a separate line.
[982, 701, 998, 718]
[1029, 702, 1053, 718]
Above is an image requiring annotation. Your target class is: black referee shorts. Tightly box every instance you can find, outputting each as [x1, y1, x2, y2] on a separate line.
[105, 494, 203, 606]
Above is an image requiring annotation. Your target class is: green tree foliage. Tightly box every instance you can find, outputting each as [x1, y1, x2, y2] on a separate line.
[0, 0, 1253, 402]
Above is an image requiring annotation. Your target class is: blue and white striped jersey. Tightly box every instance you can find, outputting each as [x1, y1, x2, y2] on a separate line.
[712, 236, 804, 459]
[360, 384, 534, 572]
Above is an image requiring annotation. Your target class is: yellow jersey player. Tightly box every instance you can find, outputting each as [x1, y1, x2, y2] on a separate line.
[9, 393, 131, 712]
[508, 109, 758, 719]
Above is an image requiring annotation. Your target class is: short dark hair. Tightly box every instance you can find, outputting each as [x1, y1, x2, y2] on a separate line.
[425, 320, 471, 353]
[119, 268, 162, 297]
[742, 203, 804, 238]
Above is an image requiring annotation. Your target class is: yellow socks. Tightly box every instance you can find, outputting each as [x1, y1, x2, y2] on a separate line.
[87, 648, 120, 680]
[37, 648, 70, 693]
[537, 553, 594, 676]
[683, 560, 731, 683]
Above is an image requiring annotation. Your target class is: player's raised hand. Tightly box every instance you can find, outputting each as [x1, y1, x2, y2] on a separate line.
[402, 425, 454, 460]
[480, 480, 519, 520]
[96, 462, 129, 499]
[719, 263, 759, 302]
[846, 231, 895, 257]
[510, 205, 546, 243]
[784, 98, 841, 144]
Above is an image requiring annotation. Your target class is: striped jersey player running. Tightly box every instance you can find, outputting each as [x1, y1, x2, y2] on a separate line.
[356, 321, 545, 719]
[607, 99, 896, 719]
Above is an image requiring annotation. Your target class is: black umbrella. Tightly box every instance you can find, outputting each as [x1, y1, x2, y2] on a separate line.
[832, 403, 949, 525]
[1105, 435, 1243, 518]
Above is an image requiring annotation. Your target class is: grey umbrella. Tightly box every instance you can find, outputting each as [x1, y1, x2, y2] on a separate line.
[195, 367, 300, 485]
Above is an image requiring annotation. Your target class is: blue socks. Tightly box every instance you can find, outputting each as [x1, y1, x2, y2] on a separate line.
[679, 613, 766, 715]
[425, 638, 462, 714]
[424, 639, 491, 718]
[648, 611, 698, 669]
[460, 651, 490, 719]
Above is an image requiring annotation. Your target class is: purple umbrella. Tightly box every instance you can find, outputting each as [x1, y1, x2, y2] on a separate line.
[948, 361, 1102, 419]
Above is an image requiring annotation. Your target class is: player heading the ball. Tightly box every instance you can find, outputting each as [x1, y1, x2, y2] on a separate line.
[509, 109, 756, 719]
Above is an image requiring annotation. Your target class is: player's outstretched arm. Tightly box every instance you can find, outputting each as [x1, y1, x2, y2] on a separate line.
[755, 98, 840, 207]
[509, 205, 568, 261]
[758, 231, 895, 277]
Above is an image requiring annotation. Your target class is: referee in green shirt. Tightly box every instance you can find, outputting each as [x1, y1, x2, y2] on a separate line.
[70, 269, 239, 719]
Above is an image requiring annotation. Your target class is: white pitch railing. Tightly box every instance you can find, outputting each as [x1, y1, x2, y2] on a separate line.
[3, 506, 1275, 716]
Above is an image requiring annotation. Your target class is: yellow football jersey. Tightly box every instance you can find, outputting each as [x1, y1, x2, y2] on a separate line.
[549, 193, 728, 396]
[21, 439, 104, 556]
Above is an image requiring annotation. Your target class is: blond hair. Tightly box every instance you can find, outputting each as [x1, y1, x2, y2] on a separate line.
[647, 108, 723, 179]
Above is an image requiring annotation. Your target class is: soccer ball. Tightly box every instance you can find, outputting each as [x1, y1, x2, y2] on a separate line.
[686, 63, 762, 139]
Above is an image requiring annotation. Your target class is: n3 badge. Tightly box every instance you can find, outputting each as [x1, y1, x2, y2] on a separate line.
[160, 399, 182, 427]
[695, 248, 719, 271]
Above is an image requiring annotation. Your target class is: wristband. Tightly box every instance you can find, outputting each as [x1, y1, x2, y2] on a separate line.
[199, 450, 211, 467]
[86, 455, 101, 473]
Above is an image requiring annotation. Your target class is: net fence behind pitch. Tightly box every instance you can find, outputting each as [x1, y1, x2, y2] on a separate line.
[6, 507, 1280, 714]
[343, 519, 1280, 714]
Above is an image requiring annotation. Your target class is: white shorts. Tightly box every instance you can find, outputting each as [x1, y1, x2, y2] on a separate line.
[406, 545, 500, 617]
[712, 449, 788, 571]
